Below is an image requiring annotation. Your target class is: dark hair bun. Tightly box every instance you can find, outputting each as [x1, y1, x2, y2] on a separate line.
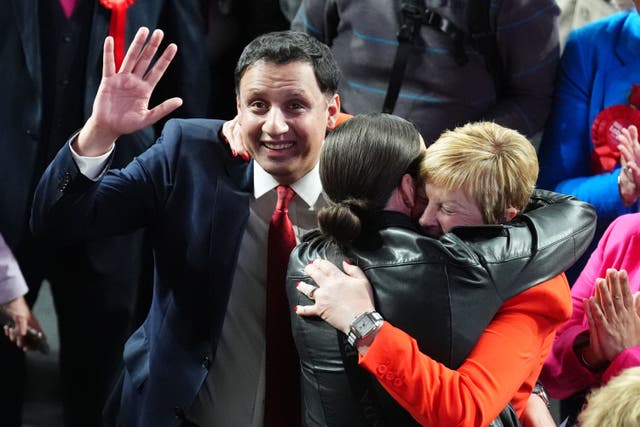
[318, 198, 368, 243]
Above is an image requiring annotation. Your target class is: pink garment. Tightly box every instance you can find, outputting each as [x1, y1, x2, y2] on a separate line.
[540, 213, 640, 399]
[59, 0, 78, 19]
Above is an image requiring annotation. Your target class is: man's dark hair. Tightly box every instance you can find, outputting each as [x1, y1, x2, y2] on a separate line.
[234, 31, 340, 96]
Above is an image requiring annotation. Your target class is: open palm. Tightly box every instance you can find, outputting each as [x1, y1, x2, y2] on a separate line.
[89, 27, 183, 144]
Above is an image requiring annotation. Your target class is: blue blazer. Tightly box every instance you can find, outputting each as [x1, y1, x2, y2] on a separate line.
[538, 10, 640, 223]
[32, 119, 253, 426]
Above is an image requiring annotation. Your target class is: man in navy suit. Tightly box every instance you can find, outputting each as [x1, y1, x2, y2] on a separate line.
[32, 27, 341, 426]
[1, 2, 209, 426]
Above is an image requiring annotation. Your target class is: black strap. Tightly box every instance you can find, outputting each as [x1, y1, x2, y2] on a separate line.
[383, 0, 502, 114]
[383, 0, 424, 114]
[468, 0, 503, 97]
[383, 0, 466, 114]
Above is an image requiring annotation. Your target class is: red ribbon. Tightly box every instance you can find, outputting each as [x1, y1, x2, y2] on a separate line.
[100, 0, 136, 71]
[590, 144, 620, 174]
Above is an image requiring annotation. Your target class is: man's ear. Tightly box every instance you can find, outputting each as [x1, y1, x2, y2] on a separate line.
[504, 206, 518, 222]
[399, 173, 416, 210]
[326, 94, 341, 130]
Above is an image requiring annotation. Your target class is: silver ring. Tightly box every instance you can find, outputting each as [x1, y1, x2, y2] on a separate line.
[309, 287, 317, 300]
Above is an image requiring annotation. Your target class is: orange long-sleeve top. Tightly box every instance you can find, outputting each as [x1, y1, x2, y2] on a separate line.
[359, 274, 572, 427]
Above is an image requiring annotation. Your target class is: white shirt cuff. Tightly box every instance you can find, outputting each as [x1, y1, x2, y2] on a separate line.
[69, 139, 115, 181]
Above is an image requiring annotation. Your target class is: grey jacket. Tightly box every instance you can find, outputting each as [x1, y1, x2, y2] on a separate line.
[292, 0, 560, 144]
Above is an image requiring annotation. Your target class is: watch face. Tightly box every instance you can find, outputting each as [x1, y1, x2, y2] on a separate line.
[355, 315, 376, 333]
[348, 312, 382, 346]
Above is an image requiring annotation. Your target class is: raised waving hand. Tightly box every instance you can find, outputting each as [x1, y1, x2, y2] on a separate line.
[76, 27, 183, 156]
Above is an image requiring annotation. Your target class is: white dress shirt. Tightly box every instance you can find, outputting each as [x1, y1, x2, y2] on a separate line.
[189, 161, 325, 426]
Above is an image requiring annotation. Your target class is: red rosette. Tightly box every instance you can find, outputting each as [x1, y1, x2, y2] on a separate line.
[590, 104, 640, 174]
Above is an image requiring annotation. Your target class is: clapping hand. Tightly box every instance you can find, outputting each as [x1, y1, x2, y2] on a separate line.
[583, 269, 640, 367]
[617, 125, 640, 205]
[76, 27, 183, 156]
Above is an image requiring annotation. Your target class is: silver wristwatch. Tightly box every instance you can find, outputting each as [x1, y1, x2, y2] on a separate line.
[347, 311, 384, 347]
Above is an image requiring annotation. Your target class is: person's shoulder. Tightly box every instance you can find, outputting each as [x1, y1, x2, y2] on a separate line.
[568, 10, 630, 43]
[155, 118, 231, 160]
[161, 118, 225, 142]
[608, 213, 640, 234]
[505, 274, 572, 323]
[289, 231, 346, 278]
[375, 223, 463, 265]
[598, 213, 640, 252]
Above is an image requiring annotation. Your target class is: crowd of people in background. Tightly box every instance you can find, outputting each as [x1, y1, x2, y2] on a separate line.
[2, 0, 640, 426]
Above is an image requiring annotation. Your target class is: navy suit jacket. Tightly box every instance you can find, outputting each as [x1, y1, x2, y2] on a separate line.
[32, 119, 253, 426]
[1, 0, 209, 251]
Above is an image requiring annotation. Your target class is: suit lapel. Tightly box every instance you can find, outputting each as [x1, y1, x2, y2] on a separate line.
[12, 0, 41, 91]
[206, 160, 253, 344]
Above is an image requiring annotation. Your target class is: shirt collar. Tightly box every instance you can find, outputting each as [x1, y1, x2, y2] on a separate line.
[253, 161, 323, 209]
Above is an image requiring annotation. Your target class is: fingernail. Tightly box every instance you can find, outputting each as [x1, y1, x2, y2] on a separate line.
[294, 306, 299, 312]
[296, 282, 301, 288]
[241, 153, 250, 162]
[231, 149, 237, 157]
[344, 259, 352, 265]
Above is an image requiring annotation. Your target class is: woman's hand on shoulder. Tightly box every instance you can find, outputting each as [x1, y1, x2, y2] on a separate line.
[295, 259, 375, 334]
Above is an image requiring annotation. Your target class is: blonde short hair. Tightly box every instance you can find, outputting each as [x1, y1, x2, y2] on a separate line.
[419, 122, 538, 223]
[578, 367, 640, 427]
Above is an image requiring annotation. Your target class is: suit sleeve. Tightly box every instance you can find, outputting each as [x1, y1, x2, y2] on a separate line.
[30, 120, 194, 243]
[359, 276, 571, 427]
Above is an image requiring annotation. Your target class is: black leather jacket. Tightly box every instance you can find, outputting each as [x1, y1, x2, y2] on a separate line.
[286, 190, 596, 426]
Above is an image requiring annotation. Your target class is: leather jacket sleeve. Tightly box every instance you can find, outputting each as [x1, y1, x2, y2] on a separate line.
[443, 189, 596, 300]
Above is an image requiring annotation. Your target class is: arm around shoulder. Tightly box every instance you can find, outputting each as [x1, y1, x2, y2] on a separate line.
[359, 278, 570, 427]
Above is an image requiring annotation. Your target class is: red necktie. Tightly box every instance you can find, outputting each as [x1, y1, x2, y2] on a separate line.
[264, 185, 300, 427]
[99, 0, 136, 71]
[59, 0, 78, 19]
